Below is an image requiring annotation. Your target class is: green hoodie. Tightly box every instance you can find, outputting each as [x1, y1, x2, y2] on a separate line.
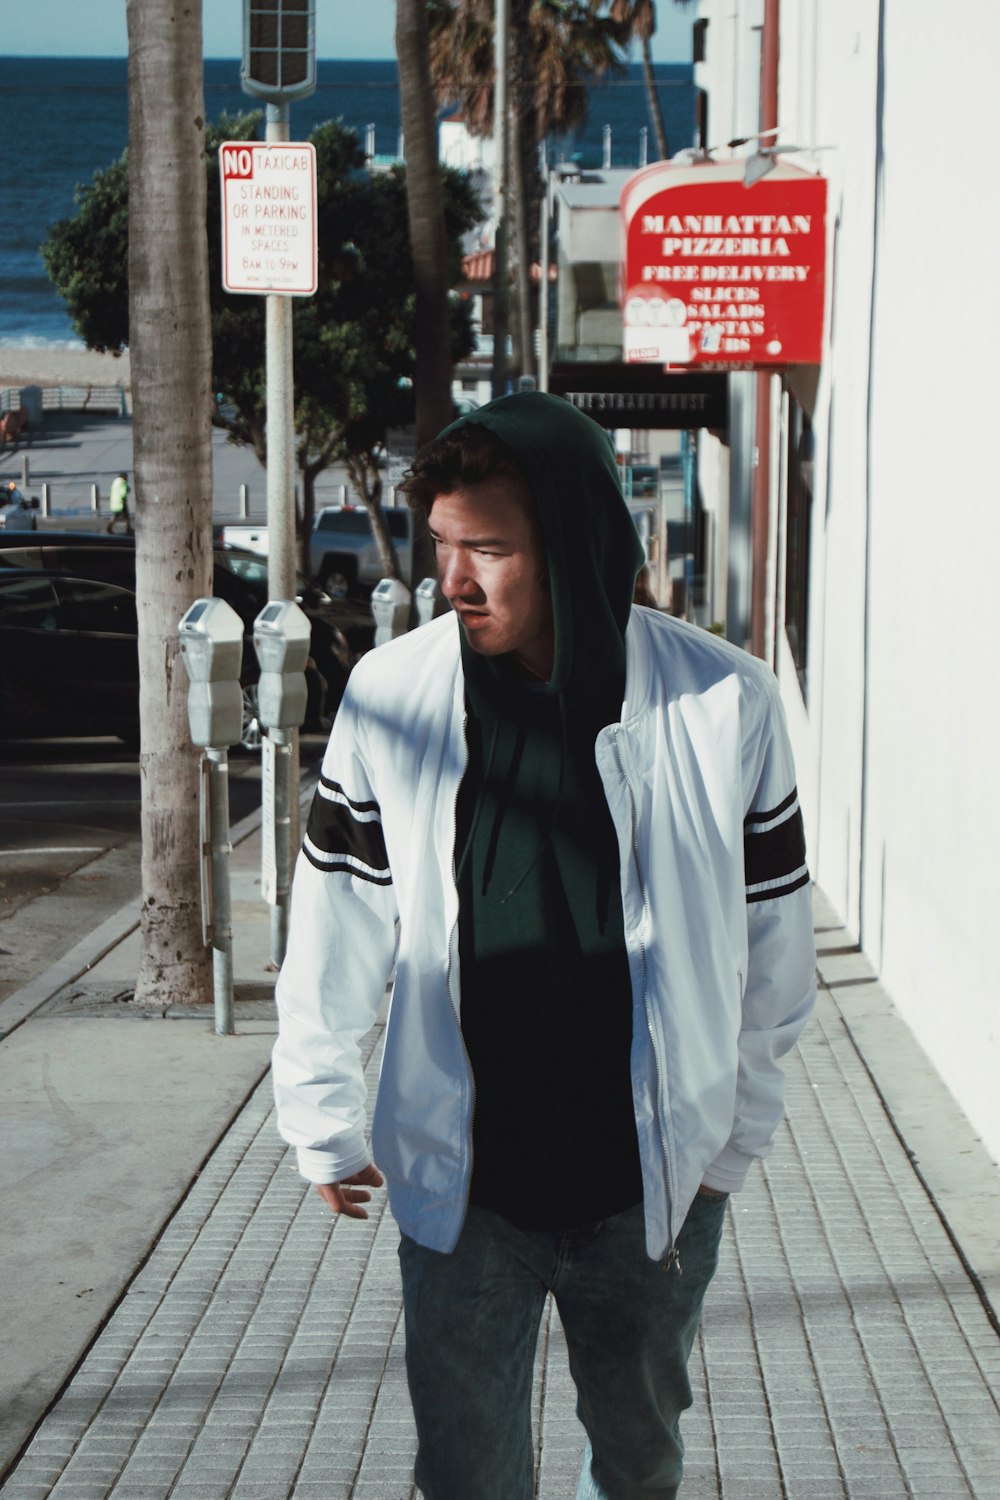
[449, 392, 647, 1230]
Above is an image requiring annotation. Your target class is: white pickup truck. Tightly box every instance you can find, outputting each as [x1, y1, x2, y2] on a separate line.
[307, 505, 414, 597]
[219, 505, 414, 598]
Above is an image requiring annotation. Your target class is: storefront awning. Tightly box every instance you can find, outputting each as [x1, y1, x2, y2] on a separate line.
[548, 363, 728, 429]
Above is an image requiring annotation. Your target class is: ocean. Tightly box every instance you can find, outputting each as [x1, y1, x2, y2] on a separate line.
[2, 55, 693, 349]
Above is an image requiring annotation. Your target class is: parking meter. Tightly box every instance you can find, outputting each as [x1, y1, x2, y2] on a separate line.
[252, 599, 310, 730]
[415, 576, 441, 629]
[177, 597, 245, 1037]
[178, 597, 244, 748]
[252, 600, 311, 969]
[371, 576, 412, 646]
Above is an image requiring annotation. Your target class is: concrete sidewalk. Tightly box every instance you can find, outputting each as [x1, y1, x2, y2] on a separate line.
[1, 800, 998, 1496]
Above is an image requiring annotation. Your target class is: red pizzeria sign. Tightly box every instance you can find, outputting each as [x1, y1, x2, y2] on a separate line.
[620, 159, 827, 368]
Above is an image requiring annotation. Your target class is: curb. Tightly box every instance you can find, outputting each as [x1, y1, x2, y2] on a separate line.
[0, 772, 318, 1042]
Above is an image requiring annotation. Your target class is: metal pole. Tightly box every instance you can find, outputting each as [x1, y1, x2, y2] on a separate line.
[21, 454, 29, 489]
[603, 125, 612, 170]
[538, 154, 551, 393]
[41, 482, 50, 518]
[269, 728, 292, 966]
[265, 107, 297, 605]
[239, 482, 249, 518]
[206, 747, 235, 1035]
[750, 0, 781, 662]
[91, 483, 100, 514]
[264, 102, 300, 930]
[491, 0, 510, 400]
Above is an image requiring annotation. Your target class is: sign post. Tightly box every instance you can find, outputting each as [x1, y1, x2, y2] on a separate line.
[233, 0, 319, 967]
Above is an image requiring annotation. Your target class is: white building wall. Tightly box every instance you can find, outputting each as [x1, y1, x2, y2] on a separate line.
[788, 0, 880, 927]
[695, 0, 1000, 1159]
[862, 2, 1000, 1157]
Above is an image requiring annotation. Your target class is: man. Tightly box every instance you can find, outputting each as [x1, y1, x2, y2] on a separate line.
[272, 392, 816, 1499]
[108, 470, 131, 533]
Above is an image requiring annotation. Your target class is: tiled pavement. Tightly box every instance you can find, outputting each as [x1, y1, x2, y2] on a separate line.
[3, 990, 999, 1499]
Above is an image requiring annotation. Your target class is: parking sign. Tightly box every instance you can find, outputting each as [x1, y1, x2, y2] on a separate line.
[220, 141, 318, 296]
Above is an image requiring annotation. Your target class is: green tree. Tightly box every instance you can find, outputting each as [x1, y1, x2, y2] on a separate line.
[43, 114, 481, 581]
[124, 0, 214, 1008]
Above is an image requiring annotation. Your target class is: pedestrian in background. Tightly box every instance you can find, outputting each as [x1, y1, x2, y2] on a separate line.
[108, 470, 131, 533]
[272, 391, 817, 1499]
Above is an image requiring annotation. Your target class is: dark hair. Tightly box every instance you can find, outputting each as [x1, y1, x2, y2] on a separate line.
[398, 422, 531, 521]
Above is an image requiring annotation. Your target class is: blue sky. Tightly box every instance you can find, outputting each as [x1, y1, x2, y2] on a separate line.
[4, 0, 693, 61]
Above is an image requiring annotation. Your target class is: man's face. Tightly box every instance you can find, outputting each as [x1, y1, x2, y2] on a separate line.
[429, 479, 554, 680]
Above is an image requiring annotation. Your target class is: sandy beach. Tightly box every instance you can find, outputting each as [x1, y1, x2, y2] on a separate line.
[0, 346, 131, 390]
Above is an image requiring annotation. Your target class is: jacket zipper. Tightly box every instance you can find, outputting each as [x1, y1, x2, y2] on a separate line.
[611, 728, 681, 1273]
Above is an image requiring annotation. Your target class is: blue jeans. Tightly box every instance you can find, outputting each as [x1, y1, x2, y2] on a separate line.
[398, 1191, 728, 1500]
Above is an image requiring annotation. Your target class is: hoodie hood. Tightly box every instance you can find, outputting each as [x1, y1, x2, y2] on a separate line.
[442, 390, 645, 697]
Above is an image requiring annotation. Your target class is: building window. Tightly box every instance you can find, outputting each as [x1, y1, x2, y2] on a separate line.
[784, 400, 813, 694]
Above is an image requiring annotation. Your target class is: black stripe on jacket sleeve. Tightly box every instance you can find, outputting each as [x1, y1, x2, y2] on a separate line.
[302, 775, 392, 886]
[744, 788, 809, 904]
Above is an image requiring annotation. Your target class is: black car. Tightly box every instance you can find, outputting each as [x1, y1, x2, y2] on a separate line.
[0, 531, 368, 745]
[0, 569, 147, 743]
[0, 560, 344, 748]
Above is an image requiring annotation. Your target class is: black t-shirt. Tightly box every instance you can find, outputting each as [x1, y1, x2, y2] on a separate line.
[456, 671, 644, 1231]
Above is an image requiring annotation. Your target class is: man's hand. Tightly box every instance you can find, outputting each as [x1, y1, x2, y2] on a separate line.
[314, 1164, 385, 1221]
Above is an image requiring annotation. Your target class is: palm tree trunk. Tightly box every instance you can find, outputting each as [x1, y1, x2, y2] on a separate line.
[642, 36, 669, 160]
[396, 0, 454, 449]
[126, 0, 213, 1006]
[396, 0, 453, 598]
[509, 110, 535, 382]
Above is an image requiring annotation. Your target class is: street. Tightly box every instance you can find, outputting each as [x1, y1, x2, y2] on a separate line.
[0, 733, 327, 1005]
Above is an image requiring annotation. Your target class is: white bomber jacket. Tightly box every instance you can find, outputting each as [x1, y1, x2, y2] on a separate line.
[272, 605, 817, 1263]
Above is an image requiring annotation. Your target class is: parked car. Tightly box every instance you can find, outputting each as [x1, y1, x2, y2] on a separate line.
[307, 505, 414, 597]
[215, 522, 268, 557]
[0, 533, 362, 747]
[0, 569, 148, 742]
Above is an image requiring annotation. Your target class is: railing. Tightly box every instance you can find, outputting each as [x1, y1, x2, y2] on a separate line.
[1, 386, 129, 416]
[10, 476, 358, 526]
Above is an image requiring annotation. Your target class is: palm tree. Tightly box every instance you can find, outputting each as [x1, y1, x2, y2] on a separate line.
[125, 0, 214, 1007]
[396, 0, 457, 451]
[428, 0, 629, 380]
[611, 0, 670, 161]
